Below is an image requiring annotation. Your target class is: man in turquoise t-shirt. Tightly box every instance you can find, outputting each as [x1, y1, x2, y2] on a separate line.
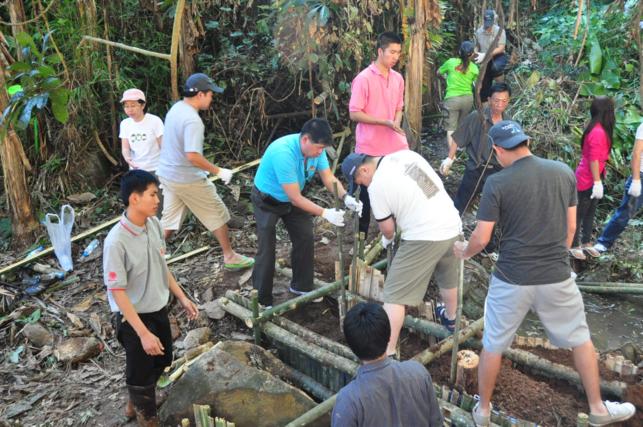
[252, 118, 361, 306]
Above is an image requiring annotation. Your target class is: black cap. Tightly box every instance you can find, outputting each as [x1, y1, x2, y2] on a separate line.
[341, 153, 368, 194]
[488, 120, 529, 149]
[184, 73, 224, 94]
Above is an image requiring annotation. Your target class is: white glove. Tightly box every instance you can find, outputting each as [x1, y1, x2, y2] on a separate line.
[590, 181, 604, 199]
[475, 52, 486, 64]
[628, 179, 641, 197]
[343, 195, 363, 217]
[453, 240, 470, 260]
[322, 208, 345, 227]
[381, 235, 393, 249]
[440, 157, 454, 176]
[217, 168, 234, 185]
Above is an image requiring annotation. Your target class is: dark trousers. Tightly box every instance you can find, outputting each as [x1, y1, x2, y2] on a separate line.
[115, 307, 172, 387]
[573, 188, 598, 246]
[251, 187, 314, 306]
[597, 174, 643, 248]
[358, 184, 371, 234]
[453, 165, 501, 252]
[480, 54, 508, 103]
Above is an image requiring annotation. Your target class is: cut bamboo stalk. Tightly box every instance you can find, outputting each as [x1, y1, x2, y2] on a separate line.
[284, 394, 336, 427]
[81, 35, 171, 59]
[577, 281, 643, 287]
[333, 182, 347, 327]
[455, 350, 479, 393]
[251, 290, 261, 345]
[167, 246, 209, 265]
[181, 419, 190, 427]
[577, 286, 643, 295]
[218, 297, 359, 375]
[193, 404, 210, 427]
[577, 412, 589, 427]
[225, 290, 358, 362]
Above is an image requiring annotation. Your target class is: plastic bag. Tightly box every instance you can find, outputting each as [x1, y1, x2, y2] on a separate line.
[43, 204, 75, 272]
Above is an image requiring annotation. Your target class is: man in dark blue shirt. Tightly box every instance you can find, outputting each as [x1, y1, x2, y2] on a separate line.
[331, 303, 443, 427]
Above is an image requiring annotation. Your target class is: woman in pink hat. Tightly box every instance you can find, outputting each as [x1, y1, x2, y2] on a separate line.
[119, 88, 164, 216]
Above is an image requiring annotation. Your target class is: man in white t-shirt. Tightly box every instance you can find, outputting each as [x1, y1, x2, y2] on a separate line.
[594, 122, 643, 252]
[342, 151, 462, 356]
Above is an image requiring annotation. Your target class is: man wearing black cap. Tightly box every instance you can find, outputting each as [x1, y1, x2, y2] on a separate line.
[474, 9, 508, 103]
[453, 121, 635, 427]
[342, 149, 462, 357]
[157, 73, 254, 270]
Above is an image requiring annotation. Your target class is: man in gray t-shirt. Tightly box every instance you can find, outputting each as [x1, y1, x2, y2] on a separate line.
[453, 121, 635, 427]
[157, 73, 254, 271]
[474, 9, 508, 102]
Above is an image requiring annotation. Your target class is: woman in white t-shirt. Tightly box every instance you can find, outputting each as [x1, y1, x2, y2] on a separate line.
[119, 88, 164, 215]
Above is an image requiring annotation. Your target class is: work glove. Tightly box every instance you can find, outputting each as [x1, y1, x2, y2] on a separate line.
[381, 235, 393, 249]
[590, 181, 604, 199]
[475, 52, 486, 64]
[440, 157, 454, 176]
[343, 195, 363, 217]
[217, 168, 234, 185]
[322, 208, 345, 227]
[628, 179, 641, 197]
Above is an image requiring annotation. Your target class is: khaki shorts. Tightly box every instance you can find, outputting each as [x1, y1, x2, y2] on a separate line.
[444, 95, 474, 132]
[383, 236, 460, 306]
[159, 177, 230, 232]
[483, 275, 590, 354]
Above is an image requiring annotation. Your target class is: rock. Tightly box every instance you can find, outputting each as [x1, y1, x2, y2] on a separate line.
[201, 300, 226, 320]
[22, 323, 53, 347]
[183, 327, 210, 350]
[159, 342, 328, 427]
[230, 332, 253, 341]
[54, 337, 102, 363]
[203, 287, 214, 302]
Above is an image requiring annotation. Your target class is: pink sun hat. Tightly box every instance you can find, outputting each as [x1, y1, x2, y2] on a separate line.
[120, 88, 146, 103]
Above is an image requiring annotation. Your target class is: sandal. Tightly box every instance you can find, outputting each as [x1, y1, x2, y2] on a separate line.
[224, 254, 255, 271]
[582, 245, 601, 258]
[569, 248, 586, 260]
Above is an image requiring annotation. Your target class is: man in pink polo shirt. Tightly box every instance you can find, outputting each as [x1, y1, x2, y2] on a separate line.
[349, 32, 409, 234]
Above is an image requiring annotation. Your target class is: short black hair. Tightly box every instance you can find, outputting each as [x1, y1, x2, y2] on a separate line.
[343, 303, 390, 361]
[120, 170, 159, 207]
[489, 82, 511, 98]
[301, 118, 333, 146]
[377, 32, 402, 50]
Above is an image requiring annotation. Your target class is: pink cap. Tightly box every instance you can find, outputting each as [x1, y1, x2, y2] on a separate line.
[120, 88, 146, 103]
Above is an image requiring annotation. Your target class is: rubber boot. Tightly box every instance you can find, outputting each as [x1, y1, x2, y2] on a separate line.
[128, 384, 159, 427]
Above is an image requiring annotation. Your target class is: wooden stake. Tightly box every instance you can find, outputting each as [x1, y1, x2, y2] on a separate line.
[251, 290, 261, 345]
[333, 182, 346, 327]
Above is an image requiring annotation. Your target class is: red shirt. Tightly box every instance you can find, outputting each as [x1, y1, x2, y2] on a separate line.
[575, 123, 611, 191]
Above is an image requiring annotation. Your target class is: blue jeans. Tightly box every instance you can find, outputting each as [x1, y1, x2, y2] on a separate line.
[596, 173, 643, 248]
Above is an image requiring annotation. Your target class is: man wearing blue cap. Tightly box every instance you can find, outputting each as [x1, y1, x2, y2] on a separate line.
[474, 9, 508, 103]
[157, 73, 254, 270]
[453, 120, 635, 427]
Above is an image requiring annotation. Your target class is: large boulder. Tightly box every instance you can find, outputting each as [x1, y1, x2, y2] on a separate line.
[159, 341, 328, 427]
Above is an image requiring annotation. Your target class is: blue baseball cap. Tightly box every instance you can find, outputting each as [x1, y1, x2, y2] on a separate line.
[488, 120, 529, 149]
[341, 153, 368, 194]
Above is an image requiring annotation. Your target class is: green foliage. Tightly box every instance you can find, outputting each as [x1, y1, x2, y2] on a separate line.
[1, 32, 70, 137]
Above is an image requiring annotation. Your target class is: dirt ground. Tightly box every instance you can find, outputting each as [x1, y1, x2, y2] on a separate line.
[1, 139, 641, 426]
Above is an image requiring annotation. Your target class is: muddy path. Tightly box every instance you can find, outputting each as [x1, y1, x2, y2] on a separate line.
[1, 139, 641, 426]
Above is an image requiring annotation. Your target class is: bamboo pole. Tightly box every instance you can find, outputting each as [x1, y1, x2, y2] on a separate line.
[170, 0, 187, 100]
[218, 297, 359, 375]
[81, 35, 171, 60]
[577, 286, 643, 295]
[0, 158, 261, 275]
[251, 290, 261, 345]
[577, 281, 643, 287]
[450, 258, 465, 383]
[333, 182, 347, 326]
[412, 318, 485, 366]
[284, 394, 337, 427]
[225, 290, 358, 362]
[166, 246, 209, 265]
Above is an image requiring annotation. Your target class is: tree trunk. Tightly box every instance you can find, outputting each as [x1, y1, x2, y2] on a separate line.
[403, 0, 426, 150]
[8, 0, 26, 60]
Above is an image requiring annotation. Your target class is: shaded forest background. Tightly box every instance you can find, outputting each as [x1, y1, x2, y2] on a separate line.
[0, 0, 641, 252]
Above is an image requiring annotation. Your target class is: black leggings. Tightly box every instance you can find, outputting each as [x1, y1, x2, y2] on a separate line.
[573, 188, 598, 246]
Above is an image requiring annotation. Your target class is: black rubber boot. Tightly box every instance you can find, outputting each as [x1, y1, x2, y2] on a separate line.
[127, 384, 159, 427]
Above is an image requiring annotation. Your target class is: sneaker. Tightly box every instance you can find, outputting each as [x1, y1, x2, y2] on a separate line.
[583, 244, 601, 258]
[259, 304, 273, 311]
[569, 247, 586, 260]
[472, 401, 492, 427]
[588, 400, 635, 426]
[593, 243, 608, 254]
[435, 304, 455, 333]
[288, 286, 323, 303]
